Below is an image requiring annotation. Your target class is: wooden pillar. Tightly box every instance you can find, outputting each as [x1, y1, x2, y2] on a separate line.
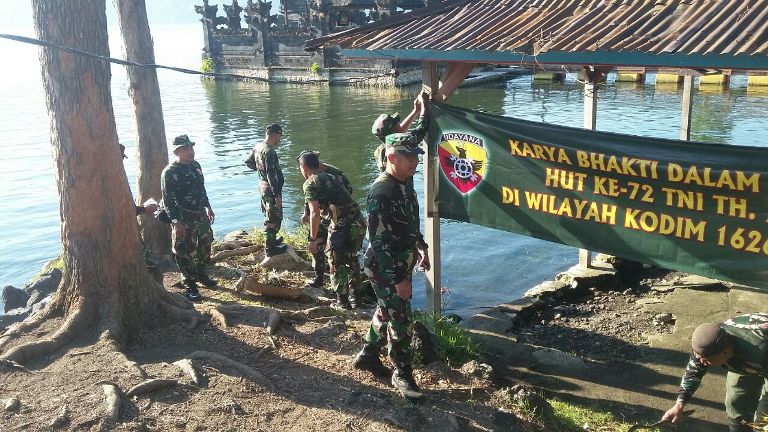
[580, 68, 599, 268]
[680, 75, 694, 141]
[422, 62, 442, 314]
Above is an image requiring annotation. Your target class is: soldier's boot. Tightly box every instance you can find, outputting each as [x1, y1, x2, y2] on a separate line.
[265, 242, 288, 257]
[308, 256, 325, 288]
[331, 293, 352, 310]
[197, 273, 218, 288]
[353, 344, 390, 379]
[391, 365, 423, 399]
[348, 288, 358, 309]
[184, 281, 201, 302]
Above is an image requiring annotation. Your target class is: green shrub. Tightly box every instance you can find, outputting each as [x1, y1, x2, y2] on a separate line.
[310, 62, 321, 75]
[411, 310, 482, 366]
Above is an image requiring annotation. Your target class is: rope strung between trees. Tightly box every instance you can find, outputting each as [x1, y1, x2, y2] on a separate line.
[0, 33, 396, 85]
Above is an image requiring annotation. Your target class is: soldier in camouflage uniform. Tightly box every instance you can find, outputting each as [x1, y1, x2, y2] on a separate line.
[245, 123, 287, 257]
[662, 313, 768, 431]
[297, 150, 362, 293]
[353, 132, 431, 399]
[161, 135, 217, 301]
[298, 152, 364, 309]
[371, 92, 430, 173]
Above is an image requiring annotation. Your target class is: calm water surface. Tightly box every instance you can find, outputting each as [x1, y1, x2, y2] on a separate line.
[1, 24, 766, 317]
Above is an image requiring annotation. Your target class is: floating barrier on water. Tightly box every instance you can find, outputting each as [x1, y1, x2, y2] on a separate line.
[699, 74, 729, 87]
[655, 74, 683, 84]
[533, 71, 565, 82]
[748, 75, 768, 87]
[615, 73, 644, 83]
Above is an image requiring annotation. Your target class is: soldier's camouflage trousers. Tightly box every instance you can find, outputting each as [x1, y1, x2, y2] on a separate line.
[260, 185, 282, 247]
[725, 372, 768, 432]
[326, 220, 364, 295]
[172, 211, 213, 284]
[311, 220, 329, 280]
[362, 271, 413, 369]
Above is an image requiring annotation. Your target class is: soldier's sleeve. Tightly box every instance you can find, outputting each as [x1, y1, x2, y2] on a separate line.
[367, 195, 407, 286]
[374, 145, 386, 173]
[341, 174, 353, 195]
[676, 353, 709, 402]
[303, 179, 318, 204]
[195, 161, 211, 208]
[266, 149, 283, 196]
[244, 148, 257, 171]
[161, 167, 182, 221]
[408, 115, 430, 144]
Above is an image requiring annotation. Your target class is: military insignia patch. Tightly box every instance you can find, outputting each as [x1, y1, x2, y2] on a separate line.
[438, 132, 488, 194]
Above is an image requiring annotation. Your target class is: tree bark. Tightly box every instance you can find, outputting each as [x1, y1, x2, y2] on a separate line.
[113, 0, 172, 268]
[2, 0, 199, 364]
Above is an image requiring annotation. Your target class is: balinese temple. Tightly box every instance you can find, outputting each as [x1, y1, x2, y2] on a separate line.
[195, 0, 428, 85]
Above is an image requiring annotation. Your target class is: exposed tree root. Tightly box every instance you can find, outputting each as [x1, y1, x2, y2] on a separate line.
[211, 245, 261, 263]
[0, 359, 34, 374]
[0, 305, 60, 352]
[101, 332, 148, 378]
[0, 309, 90, 365]
[187, 351, 265, 382]
[197, 305, 229, 329]
[279, 306, 337, 321]
[252, 346, 271, 362]
[219, 263, 248, 291]
[98, 381, 121, 423]
[125, 378, 178, 398]
[173, 359, 202, 385]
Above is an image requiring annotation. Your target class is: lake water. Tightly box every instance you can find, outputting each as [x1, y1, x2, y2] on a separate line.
[1, 23, 766, 317]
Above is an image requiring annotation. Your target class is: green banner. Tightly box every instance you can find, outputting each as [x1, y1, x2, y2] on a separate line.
[430, 102, 768, 289]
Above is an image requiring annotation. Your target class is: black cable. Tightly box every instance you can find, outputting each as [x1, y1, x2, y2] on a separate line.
[0, 33, 395, 85]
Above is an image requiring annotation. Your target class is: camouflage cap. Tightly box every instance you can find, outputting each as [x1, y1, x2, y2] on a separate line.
[385, 133, 424, 155]
[266, 123, 283, 134]
[172, 134, 195, 149]
[371, 113, 401, 141]
[691, 323, 733, 357]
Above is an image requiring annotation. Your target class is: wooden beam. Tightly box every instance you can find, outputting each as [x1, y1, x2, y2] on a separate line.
[422, 62, 442, 315]
[680, 75, 694, 141]
[435, 62, 474, 102]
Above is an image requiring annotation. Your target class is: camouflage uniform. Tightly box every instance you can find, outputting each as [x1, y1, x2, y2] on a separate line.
[161, 160, 213, 284]
[363, 171, 428, 370]
[304, 163, 358, 288]
[303, 172, 364, 299]
[676, 313, 768, 431]
[246, 142, 284, 248]
[373, 115, 430, 173]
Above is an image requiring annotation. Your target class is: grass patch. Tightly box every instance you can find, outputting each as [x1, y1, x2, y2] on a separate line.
[411, 310, 483, 366]
[550, 399, 651, 432]
[29, 254, 64, 283]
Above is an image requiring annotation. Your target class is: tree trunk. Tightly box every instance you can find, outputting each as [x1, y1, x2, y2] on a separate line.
[0, 0, 198, 364]
[114, 0, 173, 268]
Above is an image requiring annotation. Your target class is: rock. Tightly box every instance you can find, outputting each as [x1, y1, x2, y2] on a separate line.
[622, 288, 633, 295]
[636, 298, 665, 306]
[0, 307, 31, 328]
[23, 268, 62, 297]
[510, 385, 554, 420]
[383, 406, 424, 431]
[259, 246, 311, 271]
[524, 280, 570, 299]
[344, 390, 390, 412]
[224, 230, 250, 242]
[654, 313, 675, 324]
[31, 295, 52, 314]
[411, 321, 438, 366]
[556, 265, 620, 293]
[672, 275, 728, 291]
[532, 347, 587, 372]
[650, 285, 676, 293]
[459, 360, 493, 381]
[2, 286, 29, 313]
[492, 409, 524, 431]
[3, 397, 20, 412]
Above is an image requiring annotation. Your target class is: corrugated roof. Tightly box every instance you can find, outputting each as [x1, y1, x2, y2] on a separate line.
[306, 0, 768, 69]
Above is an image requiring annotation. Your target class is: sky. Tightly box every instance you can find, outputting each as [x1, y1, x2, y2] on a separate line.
[0, 1, 243, 30]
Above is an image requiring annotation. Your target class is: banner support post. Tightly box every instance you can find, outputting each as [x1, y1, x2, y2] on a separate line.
[579, 66, 601, 268]
[680, 75, 694, 141]
[423, 61, 442, 315]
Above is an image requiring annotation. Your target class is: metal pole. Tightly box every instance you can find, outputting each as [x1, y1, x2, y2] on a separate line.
[422, 62, 441, 314]
[580, 69, 599, 268]
[680, 75, 694, 141]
